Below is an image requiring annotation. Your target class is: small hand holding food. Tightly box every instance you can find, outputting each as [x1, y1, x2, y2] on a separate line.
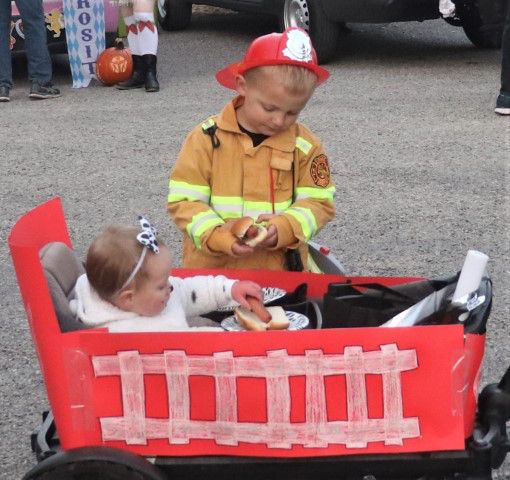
[255, 224, 278, 248]
[232, 281, 290, 331]
[231, 217, 268, 247]
[255, 214, 278, 248]
[231, 241, 255, 256]
[231, 281, 263, 309]
[234, 305, 290, 331]
[228, 216, 278, 252]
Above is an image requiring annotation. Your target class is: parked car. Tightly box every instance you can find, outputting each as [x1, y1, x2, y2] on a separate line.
[10, 0, 119, 54]
[157, 0, 504, 62]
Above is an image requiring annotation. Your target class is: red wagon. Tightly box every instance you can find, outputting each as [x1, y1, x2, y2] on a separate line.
[9, 198, 509, 479]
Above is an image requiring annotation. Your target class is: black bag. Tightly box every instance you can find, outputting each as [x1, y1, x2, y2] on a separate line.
[322, 275, 461, 329]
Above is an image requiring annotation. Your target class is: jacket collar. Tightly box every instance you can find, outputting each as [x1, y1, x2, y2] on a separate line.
[217, 96, 297, 153]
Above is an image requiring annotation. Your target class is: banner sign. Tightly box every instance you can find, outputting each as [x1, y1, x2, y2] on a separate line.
[62, 0, 105, 88]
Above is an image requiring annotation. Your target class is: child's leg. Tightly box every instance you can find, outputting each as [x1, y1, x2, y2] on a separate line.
[116, 4, 145, 89]
[121, 5, 139, 56]
[133, 0, 159, 92]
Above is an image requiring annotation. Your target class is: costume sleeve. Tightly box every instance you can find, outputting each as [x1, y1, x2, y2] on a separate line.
[269, 134, 336, 249]
[168, 124, 237, 255]
[170, 275, 236, 317]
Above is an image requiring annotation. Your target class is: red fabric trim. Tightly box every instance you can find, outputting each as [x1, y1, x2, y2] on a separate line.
[126, 24, 138, 35]
[138, 20, 155, 33]
[269, 168, 276, 214]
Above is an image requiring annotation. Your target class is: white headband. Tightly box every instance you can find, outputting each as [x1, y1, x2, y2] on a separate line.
[119, 216, 159, 291]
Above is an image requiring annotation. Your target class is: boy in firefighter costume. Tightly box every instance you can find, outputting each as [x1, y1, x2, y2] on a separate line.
[168, 28, 335, 271]
[114, 0, 159, 92]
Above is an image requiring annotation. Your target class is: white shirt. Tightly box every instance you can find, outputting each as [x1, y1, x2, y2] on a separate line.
[71, 274, 235, 332]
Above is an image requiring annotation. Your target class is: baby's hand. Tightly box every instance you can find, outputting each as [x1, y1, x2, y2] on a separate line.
[231, 281, 263, 309]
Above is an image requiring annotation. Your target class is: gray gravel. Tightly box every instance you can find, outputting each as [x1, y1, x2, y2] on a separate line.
[1, 6, 508, 479]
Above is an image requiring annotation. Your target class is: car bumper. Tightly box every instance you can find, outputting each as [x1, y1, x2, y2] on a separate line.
[321, 0, 441, 23]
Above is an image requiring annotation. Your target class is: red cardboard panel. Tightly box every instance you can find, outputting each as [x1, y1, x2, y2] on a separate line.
[58, 325, 466, 457]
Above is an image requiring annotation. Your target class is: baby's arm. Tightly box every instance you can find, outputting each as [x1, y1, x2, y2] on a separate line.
[173, 275, 262, 317]
[168, 126, 237, 256]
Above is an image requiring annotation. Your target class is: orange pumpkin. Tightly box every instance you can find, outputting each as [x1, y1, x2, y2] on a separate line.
[96, 40, 133, 86]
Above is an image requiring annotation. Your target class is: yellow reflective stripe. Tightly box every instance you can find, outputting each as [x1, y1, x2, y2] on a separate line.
[168, 180, 211, 203]
[308, 253, 323, 274]
[295, 136, 313, 155]
[295, 186, 335, 201]
[286, 207, 318, 241]
[243, 199, 292, 218]
[201, 118, 216, 131]
[209, 197, 294, 219]
[211, 195, 244, 219]
[186, 210, 224, 249]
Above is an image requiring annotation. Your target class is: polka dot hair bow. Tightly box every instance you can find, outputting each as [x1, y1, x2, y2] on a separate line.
[137, 216, 159, 254]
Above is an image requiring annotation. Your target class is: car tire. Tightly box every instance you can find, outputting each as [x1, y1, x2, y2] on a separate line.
[281, 0, 340, 63]
[158, 0, 192, 31]
[22, 446, 166, 480]
[455, 1, 503, 49]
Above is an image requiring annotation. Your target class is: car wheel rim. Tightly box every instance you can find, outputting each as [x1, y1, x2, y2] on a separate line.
[283, 0, 310, 31]
[157, 0, 167, 18]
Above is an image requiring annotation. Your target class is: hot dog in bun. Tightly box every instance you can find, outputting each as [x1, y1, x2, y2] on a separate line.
[234, 305, 290, 331]
[231, 217, 268, 247]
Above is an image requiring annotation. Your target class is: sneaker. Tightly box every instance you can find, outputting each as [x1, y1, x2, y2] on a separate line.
[495, 93, 510, 115]
[0, 85, 10, 102]
[29, 81, 61, 100]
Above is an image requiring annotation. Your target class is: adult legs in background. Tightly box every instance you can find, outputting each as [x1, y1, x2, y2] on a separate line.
[0, 0, 13, 100]
[496, 1, 510, 115]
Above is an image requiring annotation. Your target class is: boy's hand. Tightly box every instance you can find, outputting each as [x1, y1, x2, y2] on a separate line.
[231, 241, 255, 256]
[231, 281, 263, 309]
[255, 214, 278, 248]
[255, 224, 278, 248]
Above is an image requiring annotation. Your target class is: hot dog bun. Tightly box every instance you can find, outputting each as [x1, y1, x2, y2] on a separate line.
[231, 217, 268, 247]
[234, 306, 290, 331]
[267, 306, 290, 330]
[234, 307, 269, 331]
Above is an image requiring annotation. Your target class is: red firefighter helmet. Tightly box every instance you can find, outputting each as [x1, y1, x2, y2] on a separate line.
[216, 28, 329, 90]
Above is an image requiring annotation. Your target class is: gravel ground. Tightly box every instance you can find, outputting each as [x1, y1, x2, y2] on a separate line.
[0, 6, 508, 479]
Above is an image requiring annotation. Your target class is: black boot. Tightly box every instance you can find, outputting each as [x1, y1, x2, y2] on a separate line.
[116, 55, 145, 90]
[143, 54, 160, 92]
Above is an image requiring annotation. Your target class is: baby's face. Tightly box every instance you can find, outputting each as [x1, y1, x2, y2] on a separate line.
[131, 246, 173, 317]
[235, 69, 314, 137]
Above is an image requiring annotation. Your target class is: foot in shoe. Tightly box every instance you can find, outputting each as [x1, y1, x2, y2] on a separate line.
[495, 93, 510, 115]
[0, 85, 10, 102]
[29, 82, 61, 99]
[495, 106, 510, 115]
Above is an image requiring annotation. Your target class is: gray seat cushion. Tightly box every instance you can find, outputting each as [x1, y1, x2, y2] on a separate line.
[39, 242, 87, 332]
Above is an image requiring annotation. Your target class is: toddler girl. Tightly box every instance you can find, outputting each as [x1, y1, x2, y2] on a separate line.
[72, 217, 262, 332]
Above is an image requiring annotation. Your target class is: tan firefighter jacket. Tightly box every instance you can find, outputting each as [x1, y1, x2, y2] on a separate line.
[168, 97, 335, 270]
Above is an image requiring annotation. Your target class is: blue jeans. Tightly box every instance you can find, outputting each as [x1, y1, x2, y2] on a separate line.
[500, 1, 510, 96]
[0, 0, 52, 88]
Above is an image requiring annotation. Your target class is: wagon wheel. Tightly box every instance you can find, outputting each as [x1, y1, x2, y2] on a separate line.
[23, 446, 166, 480]
[281, 0, 340, 63]
[158, 0, 192, 31]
